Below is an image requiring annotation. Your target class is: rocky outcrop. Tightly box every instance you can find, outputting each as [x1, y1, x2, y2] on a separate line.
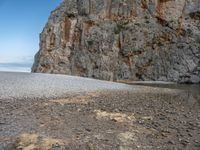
[32, 0, 200, 83]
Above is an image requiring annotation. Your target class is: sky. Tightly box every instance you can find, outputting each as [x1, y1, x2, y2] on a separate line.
[0, 0, 62, 72]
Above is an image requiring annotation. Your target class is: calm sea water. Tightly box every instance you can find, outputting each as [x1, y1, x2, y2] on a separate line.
[0, 63, 31, 72]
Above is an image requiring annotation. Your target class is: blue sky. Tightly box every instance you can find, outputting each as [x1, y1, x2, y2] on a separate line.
[0, 0, 61, 71]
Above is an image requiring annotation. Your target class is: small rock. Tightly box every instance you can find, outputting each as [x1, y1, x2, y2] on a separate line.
[85, 128, 92, 132]
[168, 140, 175, 145]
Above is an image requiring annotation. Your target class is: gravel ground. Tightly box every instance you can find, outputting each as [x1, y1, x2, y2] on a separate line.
[0, 72, 199, 150]
[0, 72, 134, 100]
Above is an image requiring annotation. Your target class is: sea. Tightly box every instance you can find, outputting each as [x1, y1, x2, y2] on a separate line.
[0, 62, 32, 72]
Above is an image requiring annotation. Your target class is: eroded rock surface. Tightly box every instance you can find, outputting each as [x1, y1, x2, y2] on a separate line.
[32, 0, 200, 83]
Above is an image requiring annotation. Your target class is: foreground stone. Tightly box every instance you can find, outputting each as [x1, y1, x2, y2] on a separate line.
[1, 88, 199, 150]
[32, 0, 200, 83]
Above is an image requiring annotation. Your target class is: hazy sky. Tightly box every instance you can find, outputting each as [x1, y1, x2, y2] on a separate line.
[0, 0, 61, 65]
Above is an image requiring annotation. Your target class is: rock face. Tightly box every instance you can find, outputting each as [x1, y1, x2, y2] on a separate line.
[32, 0, 200, 83]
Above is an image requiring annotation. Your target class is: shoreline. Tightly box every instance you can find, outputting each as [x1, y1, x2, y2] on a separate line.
[0, 72, 199, 149]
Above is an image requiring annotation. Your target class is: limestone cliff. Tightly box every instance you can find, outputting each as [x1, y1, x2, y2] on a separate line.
[32, 0, 200, 83]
